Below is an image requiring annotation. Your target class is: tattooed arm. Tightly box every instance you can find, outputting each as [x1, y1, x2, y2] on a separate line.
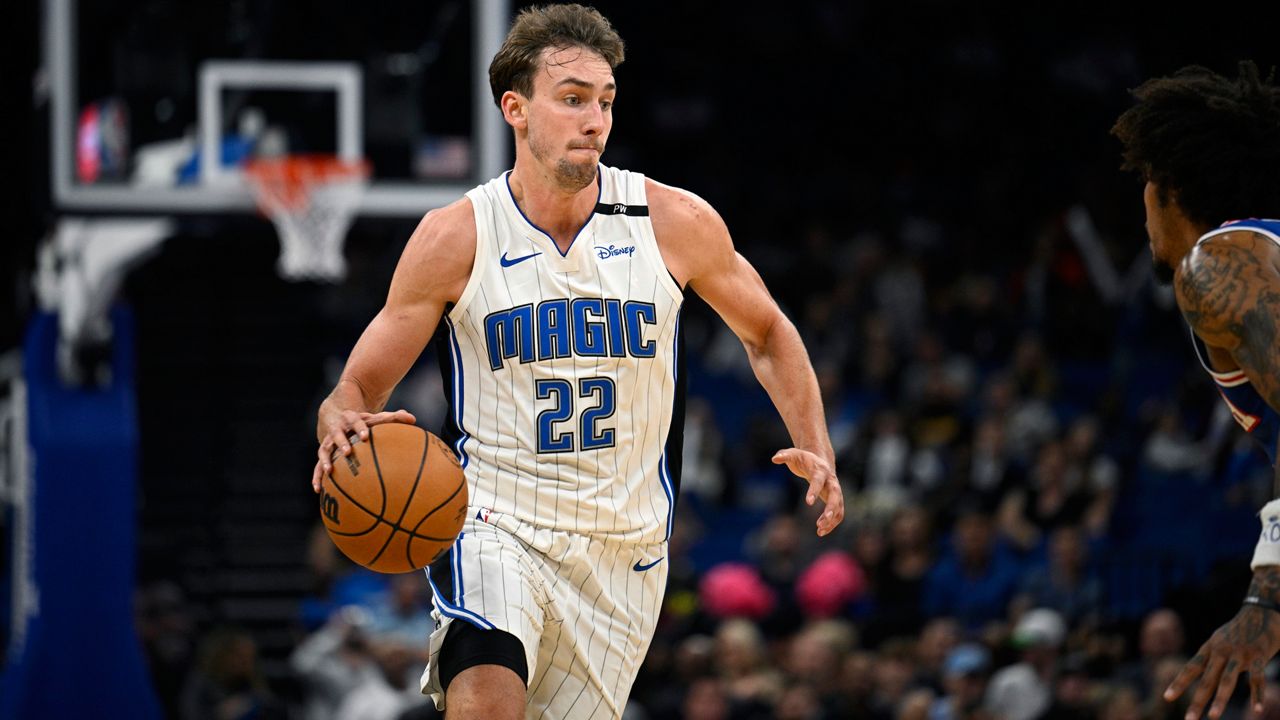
[1166, 232, 1280, 720]
[1176, 232, 1280, 409]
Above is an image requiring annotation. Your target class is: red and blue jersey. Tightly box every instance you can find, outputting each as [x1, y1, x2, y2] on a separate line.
[1189, 218, 1280, 464]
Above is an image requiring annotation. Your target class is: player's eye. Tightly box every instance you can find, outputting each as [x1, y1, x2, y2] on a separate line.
[601, 100, 613, 111]
[565, 95, 580, 106]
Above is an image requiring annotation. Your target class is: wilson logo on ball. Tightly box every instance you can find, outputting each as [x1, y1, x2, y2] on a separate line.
[320, 492, 340, 523]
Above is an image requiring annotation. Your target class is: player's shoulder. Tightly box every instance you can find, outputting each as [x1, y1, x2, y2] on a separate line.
[1176, 226, 1278, 315]
[644, 177, 732, 260]
[643, 177, 734, 287]
[644, 177, 724, 230]
[392, 197, 476, 296]
[414, 196, 477, 246]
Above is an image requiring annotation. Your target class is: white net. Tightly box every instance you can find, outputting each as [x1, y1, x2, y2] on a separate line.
[245, 156, 369, 282]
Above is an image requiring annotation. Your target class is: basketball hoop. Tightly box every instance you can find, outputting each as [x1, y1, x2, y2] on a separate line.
[244, 155, 370, 282]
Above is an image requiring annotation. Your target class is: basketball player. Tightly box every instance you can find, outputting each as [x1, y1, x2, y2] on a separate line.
[1112, 61, 1280, 720]
[312, 5, 844, 718]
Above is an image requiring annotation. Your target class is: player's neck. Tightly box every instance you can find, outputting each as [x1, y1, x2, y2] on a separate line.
[508, 159, 598, 250]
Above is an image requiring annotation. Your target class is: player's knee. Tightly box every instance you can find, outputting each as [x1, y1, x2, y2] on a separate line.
[445, 664, 526, 720]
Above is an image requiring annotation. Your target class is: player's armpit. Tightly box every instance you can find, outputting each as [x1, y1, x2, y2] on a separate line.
[1176, 234, 1280, 412]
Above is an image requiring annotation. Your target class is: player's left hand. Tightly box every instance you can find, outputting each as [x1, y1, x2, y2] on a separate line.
[1164, 602, 1280, 720]
[772, 448, 844, 537]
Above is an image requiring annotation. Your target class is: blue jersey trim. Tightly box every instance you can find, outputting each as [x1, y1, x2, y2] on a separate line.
[658, 308, 682, 540]
[503, 168, 602, 258]
[425, 559, 495, 631]
[445, 316, 471, 469]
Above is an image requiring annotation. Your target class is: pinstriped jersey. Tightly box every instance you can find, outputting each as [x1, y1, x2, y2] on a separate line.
[1189, 218, 1280, 463]
[435, 165, 685, 543]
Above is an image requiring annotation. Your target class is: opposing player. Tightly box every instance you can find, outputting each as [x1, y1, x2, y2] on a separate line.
[312, 5, 844, 718]
[1112, 61, 1280, 720]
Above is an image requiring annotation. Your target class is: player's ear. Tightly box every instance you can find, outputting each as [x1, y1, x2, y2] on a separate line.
[501, 90, 527, 130]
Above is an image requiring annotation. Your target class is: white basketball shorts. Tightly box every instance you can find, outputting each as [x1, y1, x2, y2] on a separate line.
[420, 508, 669, 719]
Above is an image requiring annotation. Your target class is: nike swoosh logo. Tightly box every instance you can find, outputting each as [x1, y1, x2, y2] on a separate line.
[633, 558, 663, 572]
[500, 251, 542, 267]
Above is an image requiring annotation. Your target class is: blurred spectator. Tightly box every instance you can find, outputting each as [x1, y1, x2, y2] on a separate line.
[796, 550, 867, 619]
[839, 651, 880, 720]
[870, 506, 936, 643]
[366, 573, 433, 649]
[964, 416, 1024, 510]
[923, 506, 1021, 630]
[1116, 608, 1185, 698]
[1013, 525, 1105, 628]
[999, 440, 1106, 553]
[180, 626, 284, 720]
[874, 639, 921, 720]
[1097, 685, 1143, 720]
[291, 606, 382, 720]
[1062, 416, 1120, 537]
[929, 644, 992, 720]
[700, 563, 776, 620]
[136, 580, 196, 719]
[682, 677, 730, 720]
[332, 641, 431, 720]
[865, 410, 912, 512]
[1041, 652, 1094, 720]
[915, 618, 962, 692]
[786, 620, 857, 711]
[714, 619, 782, 713]
[984, 370, 1058, 465]
[682, 398, 726, 502]
[900, 688, 939, 720]
[1142, 408, 1211, 474]
[776, 682, 825, 720]
[985, 609, 1067, 720]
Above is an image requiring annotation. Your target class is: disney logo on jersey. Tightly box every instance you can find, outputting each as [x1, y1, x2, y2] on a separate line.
[594, 244, 636, 262]
[484, 298, 658, 370]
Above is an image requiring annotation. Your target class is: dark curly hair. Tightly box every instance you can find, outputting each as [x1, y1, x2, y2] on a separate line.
[488, 4, 625, 107]
[1111, 61, 1280, 228]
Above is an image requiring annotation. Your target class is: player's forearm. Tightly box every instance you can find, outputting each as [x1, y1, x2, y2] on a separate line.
[1249, 566, 1280, 603]
[744, 316, 834, 464]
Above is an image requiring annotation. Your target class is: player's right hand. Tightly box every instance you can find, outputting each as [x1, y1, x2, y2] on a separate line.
[312, 409, 417, 493]
[1164, 596, 1280, 720]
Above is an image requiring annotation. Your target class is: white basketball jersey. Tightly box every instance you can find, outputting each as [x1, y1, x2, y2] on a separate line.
[437, 165, 684, 544]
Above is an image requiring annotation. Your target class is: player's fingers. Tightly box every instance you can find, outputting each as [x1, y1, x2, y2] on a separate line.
[1166, 652, 1210, 702]
[317, 438, 337, 472]
[359, 409, 418, 426]
[818, 478, 845, 533]
[805, 473, 828, 506]
[772, 448, 804, 470]
[1209, 659, 1243, 719]
[329, 428, 354, 457]
[1188, 654, 1228, 720]
[311, 461, 323, 493]
[1250, 661, 1265, 714]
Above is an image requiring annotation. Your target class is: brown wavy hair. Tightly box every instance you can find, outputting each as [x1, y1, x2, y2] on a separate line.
[488, 4, 625, 106]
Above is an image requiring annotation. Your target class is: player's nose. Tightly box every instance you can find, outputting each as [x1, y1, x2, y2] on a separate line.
[581, 103, 605, 134]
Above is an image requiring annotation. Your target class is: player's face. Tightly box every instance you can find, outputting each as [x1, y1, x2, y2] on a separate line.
[524, 46, 615, 192]
[1143, 181, 1177, 285]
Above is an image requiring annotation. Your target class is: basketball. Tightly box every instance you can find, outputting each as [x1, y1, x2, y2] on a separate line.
[319, 423, 467, 574]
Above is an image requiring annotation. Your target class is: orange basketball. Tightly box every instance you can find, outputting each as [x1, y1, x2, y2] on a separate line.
[319, 423, 467, 573]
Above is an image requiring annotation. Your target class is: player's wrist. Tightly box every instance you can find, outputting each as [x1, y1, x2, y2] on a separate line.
[1244, 595, 1280, 614]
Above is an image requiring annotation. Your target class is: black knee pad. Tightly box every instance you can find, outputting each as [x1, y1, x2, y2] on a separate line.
[438, 620, 529, 692]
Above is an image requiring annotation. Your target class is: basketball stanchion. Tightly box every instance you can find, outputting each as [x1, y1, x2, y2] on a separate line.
[244, 155, 370, 282]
